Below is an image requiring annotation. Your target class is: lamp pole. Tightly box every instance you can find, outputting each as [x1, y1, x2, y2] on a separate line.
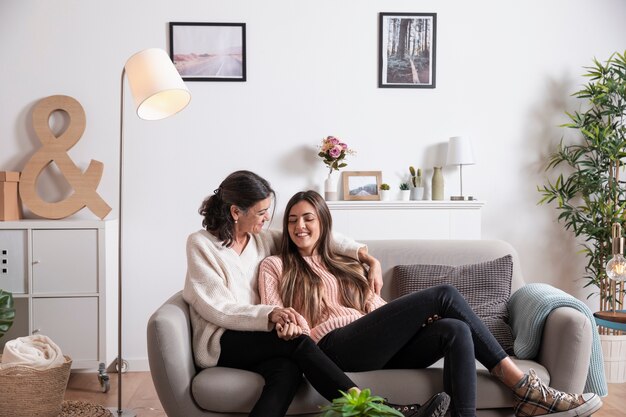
[109, 48, 190, 417]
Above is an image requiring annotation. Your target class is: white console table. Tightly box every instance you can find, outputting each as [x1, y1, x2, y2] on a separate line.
[327, 200, 484, 240]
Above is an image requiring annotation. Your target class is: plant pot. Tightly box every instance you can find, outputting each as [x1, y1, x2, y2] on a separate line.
[410, 187, 424, 201]
[324, 172, 339, 201]
[599, 333, 626, 383]
[399, 190, 410, 201]
[380, 190, 391, 201]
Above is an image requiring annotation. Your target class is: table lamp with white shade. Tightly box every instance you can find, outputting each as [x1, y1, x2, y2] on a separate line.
[110, 48, 191, 417]
[446, 136, 475, 201]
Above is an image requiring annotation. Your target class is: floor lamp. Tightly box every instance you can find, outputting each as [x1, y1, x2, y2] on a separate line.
[110, 48, 191, 417]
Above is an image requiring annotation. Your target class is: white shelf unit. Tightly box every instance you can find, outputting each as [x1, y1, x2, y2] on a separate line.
[0, 219, 115, 370]
[326, 200, 484, 240]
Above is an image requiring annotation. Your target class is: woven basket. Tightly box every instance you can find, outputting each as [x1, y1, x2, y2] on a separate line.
[0, 355, 72, 417]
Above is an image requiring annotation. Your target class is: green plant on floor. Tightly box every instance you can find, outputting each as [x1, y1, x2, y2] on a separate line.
[399, 183, 410, 191]
[538, 50, 626, 312]
[380, 183, 390, 191]
[320, 388, 403, 417]
[0, 289, 15, 339]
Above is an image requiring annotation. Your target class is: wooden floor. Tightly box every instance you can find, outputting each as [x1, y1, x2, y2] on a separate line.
[65, 372, 625, 417]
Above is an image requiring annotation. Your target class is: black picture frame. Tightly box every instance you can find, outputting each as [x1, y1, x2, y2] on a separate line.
[169, 22, 246, 82]
[378, 13, 437, 88]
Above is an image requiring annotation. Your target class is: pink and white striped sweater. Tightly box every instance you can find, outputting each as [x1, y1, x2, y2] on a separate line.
[259, 255, 386, 343]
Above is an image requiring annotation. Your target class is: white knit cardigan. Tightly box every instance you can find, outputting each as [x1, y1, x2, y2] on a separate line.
[182, 228, 362, 368]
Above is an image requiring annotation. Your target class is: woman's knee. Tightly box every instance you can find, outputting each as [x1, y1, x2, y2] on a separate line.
[437, 318, 472, 344]
[292, 334, 318, 353]
[434, 283, 460, 297]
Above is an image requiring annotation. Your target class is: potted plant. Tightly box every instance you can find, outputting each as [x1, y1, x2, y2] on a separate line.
[0, 289, 15, 340]
[320, 388, 403, 417]
[538, 51, 626, 380]
[380, 183, 391, 201]
[409, 166, 424, 200]
[399, 183, 410, 201]
[318, 136, 355, 201]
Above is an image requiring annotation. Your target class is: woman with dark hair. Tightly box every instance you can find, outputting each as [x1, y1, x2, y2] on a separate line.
[258, 190, 603, 417]
[183, 171, 448, 417]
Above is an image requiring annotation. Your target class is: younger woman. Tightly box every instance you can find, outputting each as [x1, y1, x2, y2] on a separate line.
[258, 190, 603, 417]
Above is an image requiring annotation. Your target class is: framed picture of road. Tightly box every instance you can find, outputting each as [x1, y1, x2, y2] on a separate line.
[379, 13, 436, 88]
[169, 22, 246, 81]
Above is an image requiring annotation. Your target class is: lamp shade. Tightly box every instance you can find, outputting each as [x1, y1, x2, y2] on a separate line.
[446, 136, 475, 166]
[124, 48, 191, 121]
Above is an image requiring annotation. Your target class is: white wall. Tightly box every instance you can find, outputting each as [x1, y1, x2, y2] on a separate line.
[1, 0, 625, 370]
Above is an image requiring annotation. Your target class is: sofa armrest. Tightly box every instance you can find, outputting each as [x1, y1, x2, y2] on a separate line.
[535, 306, 592, 394]
[147, 291, 211, 417]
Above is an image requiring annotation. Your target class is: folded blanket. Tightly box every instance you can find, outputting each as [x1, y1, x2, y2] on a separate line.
[508, 283, 607, 396]
[0, 334, 65, 370]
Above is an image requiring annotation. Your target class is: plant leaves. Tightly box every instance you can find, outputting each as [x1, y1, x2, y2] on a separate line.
[0, 289, 15, 339]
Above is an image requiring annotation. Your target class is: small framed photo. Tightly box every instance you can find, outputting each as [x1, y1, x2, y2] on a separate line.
[169, 22, 246, 82]
[342, 171, 383, 201]
[379, 12, 437, 88]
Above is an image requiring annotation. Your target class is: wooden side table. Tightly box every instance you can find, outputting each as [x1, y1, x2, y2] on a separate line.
[594, 310, 626, 332]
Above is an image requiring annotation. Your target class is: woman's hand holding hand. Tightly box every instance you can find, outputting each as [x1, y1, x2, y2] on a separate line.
[276, 322, 303, 340]
[269, 307, 298, 327]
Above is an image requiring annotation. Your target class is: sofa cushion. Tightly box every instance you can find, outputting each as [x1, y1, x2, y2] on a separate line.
[393, 255, 514, 354]
[191, 359, 548, 414]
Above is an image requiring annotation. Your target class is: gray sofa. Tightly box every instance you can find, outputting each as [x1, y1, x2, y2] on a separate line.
[147, 239, 593, 417]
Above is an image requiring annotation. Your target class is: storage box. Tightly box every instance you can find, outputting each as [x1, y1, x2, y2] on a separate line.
[0, 171, 22, 221]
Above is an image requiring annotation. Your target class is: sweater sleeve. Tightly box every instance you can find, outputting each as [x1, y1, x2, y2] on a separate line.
[368, 293, 387, 312]
[258, 256, 311, 335]
[331, 232, 364, 261]
[182, 233, 275, 332]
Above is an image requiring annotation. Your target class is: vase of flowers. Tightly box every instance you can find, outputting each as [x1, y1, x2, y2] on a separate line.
[318, 136, 355, 201]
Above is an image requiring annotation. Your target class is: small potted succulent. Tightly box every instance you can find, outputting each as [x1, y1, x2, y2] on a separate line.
[399, 183, 410, 201]
[409, 166, 424, 201]
[320, 388, 403, 417]
[379, 183, 391, 201]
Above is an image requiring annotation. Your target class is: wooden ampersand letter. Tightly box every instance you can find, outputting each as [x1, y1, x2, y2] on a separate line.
[19, 95, 112, 219]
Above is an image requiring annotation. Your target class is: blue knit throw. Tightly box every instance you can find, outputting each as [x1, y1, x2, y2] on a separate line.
[508, 283, 608, 396]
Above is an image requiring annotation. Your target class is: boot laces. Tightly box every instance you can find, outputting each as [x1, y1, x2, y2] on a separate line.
[527, 369, 579, 403]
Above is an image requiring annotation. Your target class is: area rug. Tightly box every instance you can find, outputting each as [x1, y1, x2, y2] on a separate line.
[60, 400, 113, 417]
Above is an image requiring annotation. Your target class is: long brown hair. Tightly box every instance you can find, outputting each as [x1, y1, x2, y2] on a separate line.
[279, 190, 372, 326]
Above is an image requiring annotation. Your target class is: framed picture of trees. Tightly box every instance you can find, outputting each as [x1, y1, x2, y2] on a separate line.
[379, 13, 437, 88]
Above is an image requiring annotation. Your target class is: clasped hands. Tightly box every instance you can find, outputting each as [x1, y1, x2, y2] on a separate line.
[269, 307, 303, 340]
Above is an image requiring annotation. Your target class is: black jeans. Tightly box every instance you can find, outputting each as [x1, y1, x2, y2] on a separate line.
[218, 330, 355, 417]
[317, 284, 508, 417]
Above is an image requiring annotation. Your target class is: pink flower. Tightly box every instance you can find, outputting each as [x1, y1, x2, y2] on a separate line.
[329, 146, 342, 158]
[339, 142, 348, 150]
[328, 136, 339, 145]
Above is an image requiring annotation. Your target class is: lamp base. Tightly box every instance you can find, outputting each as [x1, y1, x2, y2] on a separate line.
[106, 408, 137, 417]
[450, 196, 465, 201]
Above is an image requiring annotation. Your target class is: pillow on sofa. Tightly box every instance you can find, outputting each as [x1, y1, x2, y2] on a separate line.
[393, 255, 514, 354]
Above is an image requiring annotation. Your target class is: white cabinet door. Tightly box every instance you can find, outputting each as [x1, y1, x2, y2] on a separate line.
[0, 229, 28, 293]
[32, 297, 99, 365]
[32, 229, 98, 294]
